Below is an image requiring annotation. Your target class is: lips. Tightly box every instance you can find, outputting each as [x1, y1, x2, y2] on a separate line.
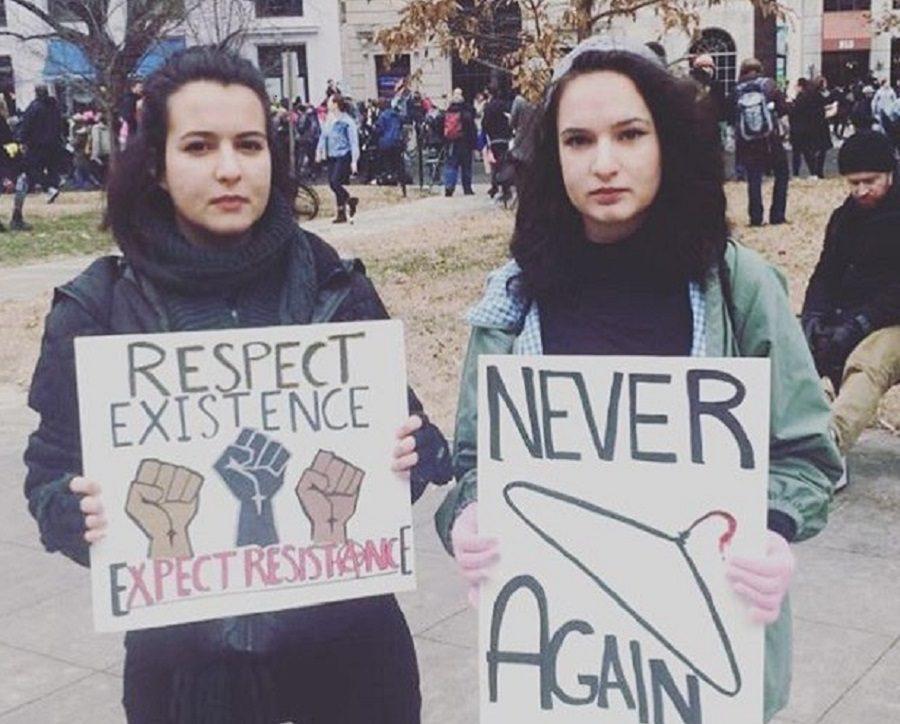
[211, 195, 249, 209]
[590, 188, 628, 205]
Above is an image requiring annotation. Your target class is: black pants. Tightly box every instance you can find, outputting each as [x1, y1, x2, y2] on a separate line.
[327, 153, 352, 207]
[747, 148, 789, 225]
[791, 142, 818, 177]
[488, 140, 512, 199]
[122, 621, 421, 723]
[26, 146, 62, 190]
[381, 145, 407, 191]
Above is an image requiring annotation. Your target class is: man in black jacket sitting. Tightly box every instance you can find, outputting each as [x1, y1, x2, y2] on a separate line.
[801, 131, 900, 462]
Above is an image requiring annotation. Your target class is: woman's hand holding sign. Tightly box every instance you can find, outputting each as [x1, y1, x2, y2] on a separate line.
[726, 531, 796, 624]
[391, 415, 423, 475]
[451, 503, 500, 607]
[70, 476, 106, 544]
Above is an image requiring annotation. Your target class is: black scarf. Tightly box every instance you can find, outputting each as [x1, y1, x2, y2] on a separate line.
[126, 193, 302, 297]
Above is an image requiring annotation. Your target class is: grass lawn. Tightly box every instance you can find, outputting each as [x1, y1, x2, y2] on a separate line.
[0, 211, 114, 265]
[1, 178, 897, 435]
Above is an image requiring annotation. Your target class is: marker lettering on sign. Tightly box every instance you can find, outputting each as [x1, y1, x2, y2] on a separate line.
[487, 575, 702, 723]
[108, 536, 404, 616]
[486, 365, 755, 470]
[125, 332, 367, 398]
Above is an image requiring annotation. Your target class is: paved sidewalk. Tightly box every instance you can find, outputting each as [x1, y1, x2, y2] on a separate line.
[1, 370, 898, 724]
[1, 184, 898, 722]
[0, 185, 496, 304]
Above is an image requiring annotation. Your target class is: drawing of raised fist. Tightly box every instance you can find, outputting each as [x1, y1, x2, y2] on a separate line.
[125, 459, 203, 559]
[295, 450, 365, 546]
[214, 428, 291, 547]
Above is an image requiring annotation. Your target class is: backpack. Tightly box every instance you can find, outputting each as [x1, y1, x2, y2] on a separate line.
[443, 110, 464, 141]
[378, 111, 403, 149]
[736, 80, 775, 142]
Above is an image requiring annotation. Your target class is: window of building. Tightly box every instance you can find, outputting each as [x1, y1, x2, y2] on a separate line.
[823, 0, 871, 11]
[375, 54, 410, 99]
[257, 44, 309, 103]
[255, 0, 304, 17]
[689, 28, 738, 96]
[48, 0, 81, 22]
[128, 0, 185, 23]
[0, 1, 6, 27]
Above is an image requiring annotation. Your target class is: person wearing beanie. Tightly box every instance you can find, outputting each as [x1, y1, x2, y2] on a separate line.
[800, 130, 900, 481]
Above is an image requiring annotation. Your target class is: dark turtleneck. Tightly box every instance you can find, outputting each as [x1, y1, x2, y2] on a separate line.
[539, 234, 693, 356]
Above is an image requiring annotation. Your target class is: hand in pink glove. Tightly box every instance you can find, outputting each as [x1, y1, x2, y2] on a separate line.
[450, 502, 500, 607]
[725, 530, 795, 624]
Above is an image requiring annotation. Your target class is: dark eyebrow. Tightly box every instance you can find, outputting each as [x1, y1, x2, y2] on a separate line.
[179, 130, 267, 141]
[559, 117, 652, 136]
[611, 117, 652, 128]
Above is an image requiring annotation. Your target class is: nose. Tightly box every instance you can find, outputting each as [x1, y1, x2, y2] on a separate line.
[590, 137, 619, 180]
[215, 144, 242, 183]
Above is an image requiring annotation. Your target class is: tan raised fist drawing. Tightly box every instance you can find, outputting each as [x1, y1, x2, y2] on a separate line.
[295, 450, 365, 546]
[125, 459, 203, 559]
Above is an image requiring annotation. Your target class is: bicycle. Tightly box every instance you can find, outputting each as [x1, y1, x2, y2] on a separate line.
[294, 181, 320, 221]
[421, 144, 446, 193]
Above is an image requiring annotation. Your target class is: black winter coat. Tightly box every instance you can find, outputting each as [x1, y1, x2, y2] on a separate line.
[801, 181, 900, 330]
[23, 228, 449, 722]
[18, 96, 64, 148]
[481, 98, 512, 141]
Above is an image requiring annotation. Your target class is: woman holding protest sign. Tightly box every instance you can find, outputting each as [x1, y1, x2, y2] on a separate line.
[23, 47, 451, 723]
[434, 37, 842, 722]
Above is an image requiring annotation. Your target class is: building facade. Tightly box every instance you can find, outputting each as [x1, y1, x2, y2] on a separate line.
[341, 0, 899, 104]
[785, 0, 899, 88]
[339, 0, 452, 104]
[1, 1, 895, 110]
[0, 0, 342, 108]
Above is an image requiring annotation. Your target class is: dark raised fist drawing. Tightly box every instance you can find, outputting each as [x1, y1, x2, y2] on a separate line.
[214, 428, 290, 547]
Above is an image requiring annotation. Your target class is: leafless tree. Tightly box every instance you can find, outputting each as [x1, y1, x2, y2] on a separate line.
[0, 0, 212, 149]
[372, 0, 786, 99]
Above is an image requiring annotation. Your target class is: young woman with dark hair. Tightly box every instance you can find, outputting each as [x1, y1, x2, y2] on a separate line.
[434, 37, 842, 723]
[24, 46, 451, 723]
[316, 92, 360, 223]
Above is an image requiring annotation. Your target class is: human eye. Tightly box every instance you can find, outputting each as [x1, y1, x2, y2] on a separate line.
[619, 127, 647, 141]
[563, 134, 591, 148]
[238, 138, 266, 152]
[183, 139, 210, 154]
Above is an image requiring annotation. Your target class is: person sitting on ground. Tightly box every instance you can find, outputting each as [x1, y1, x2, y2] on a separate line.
[800, 130, 900, 470]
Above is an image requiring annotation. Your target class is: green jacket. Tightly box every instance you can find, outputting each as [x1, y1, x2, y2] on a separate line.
[435, 241, 842, 721]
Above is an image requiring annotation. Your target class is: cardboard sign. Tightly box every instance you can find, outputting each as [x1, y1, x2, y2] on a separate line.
[477, 355, 771, 723]
[75, 320, 415, 632]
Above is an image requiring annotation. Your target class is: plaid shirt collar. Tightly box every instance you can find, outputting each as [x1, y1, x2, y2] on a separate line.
[467, 260, 707, 356]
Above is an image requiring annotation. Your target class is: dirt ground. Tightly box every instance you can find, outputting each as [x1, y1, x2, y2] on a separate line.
[1, 177, 897, 437]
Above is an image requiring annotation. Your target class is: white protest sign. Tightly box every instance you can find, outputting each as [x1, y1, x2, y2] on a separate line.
[75, 320, 415, 632]
[478, 355, 771, 724]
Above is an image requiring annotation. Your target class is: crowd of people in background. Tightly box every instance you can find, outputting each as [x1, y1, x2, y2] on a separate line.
[0, 58, 897, 230]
